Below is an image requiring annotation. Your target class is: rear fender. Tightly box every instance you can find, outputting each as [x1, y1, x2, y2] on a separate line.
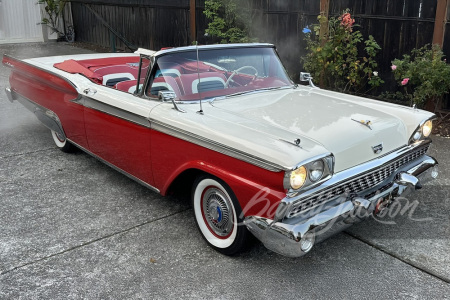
[3, 54, 78, 97]
[3, 54, 87, 147]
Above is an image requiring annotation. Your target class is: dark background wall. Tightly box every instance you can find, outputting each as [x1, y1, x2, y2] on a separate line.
[70, 0, 197, 51]
[69, 0, 449, 99]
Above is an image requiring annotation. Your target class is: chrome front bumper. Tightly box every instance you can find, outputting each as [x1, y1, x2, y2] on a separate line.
[244, 155, 438, 258]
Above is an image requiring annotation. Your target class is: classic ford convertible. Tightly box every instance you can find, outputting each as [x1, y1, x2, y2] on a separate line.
[3, 43, 438, 257]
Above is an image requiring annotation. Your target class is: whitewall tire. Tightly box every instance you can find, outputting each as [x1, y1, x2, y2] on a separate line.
[51, 130, 77, 153]
[192, 175, 249, 255]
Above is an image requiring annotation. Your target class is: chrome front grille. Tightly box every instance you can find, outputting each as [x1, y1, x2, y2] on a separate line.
[287, 144, 430, 218]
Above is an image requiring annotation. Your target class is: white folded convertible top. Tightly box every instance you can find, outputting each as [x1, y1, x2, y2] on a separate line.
[135, 48, 156, 56]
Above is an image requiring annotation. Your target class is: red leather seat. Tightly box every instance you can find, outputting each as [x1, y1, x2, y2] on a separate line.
[92, 65, 140, 86]
[114, 79, 142, 93]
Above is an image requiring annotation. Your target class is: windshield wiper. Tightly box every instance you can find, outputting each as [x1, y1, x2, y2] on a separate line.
[225, 85, 294, 98]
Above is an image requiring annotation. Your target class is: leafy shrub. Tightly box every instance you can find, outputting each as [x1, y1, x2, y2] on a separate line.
[39, 0, 67, 34]
[390, 44, 450, 107]
[204, 0, 257, 43]
[302, 10, 383, 93]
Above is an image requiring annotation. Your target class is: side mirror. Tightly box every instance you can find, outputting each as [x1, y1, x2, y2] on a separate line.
[299, 72, 317, 88]
[158, 91, 186, 113]
[158, 90, 176, 101]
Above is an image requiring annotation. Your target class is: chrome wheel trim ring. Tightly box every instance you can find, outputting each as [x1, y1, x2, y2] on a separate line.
[55, 132, 65, 143]
[202, 187, 234, 237]
[193, 178, 238, 248]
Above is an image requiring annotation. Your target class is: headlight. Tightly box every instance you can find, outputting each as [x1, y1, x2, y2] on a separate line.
[422, 120, 432, 137]
[284, 154, 334, 193]
[309, 160, 324, 182]
[290, 166, 307, 189]
[410, 118, 434, 144]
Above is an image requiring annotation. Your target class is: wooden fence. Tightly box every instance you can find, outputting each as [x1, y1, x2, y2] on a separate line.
[69, 0, 450, 106]
[70, 0, 207, 51]
[247, 0, 445, 86]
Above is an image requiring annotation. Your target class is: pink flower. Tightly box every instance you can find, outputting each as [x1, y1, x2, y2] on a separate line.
[340, 13, 355, 30]
[401, 78, 409, 85]
[391, 65, 397, 71]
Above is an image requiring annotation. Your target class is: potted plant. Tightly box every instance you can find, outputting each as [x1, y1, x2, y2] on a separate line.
[39, 0, 68, 41]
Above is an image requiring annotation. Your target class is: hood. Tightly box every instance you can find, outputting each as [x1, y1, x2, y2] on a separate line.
[152, 87, 426, 173]
[209, 88, 408, 172]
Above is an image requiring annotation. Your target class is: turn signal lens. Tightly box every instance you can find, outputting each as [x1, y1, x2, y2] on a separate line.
[422, 120, 432, 137]
[300, 232, 315, 253]
[290, 166, 307, 190]
[431, 166, 439, 179]
[412, 131, 422, 141]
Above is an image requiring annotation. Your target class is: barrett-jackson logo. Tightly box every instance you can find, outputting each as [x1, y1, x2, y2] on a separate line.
[372, 143, 383, 154]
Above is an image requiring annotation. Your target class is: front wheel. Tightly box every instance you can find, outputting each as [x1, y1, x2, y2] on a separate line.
[192, 175, 249, 255]
[51, 130, 77, 153]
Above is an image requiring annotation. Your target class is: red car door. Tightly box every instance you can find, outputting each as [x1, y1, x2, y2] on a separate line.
[82, 85, 158, 187]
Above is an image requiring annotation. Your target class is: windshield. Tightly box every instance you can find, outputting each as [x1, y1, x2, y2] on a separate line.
[146, 47, 292, 101]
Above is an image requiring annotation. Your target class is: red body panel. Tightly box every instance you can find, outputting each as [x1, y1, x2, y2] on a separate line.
[84, 108, 154, 186]
[3, 55, 286, 219]
[82, 106, 285, 218]
[151, 130, 286, 219]
[3, 55, 89, 148]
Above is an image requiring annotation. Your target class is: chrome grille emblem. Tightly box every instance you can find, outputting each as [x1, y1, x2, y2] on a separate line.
[372, 143, 383, 154]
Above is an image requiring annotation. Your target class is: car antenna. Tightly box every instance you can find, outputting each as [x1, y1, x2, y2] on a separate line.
[196, 41, 204, 115]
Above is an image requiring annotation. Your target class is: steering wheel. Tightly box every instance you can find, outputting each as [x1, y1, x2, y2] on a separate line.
[225, 66, 258, 88]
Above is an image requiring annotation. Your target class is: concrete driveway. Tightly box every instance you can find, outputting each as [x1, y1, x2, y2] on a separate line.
[0, 42, 449, 299]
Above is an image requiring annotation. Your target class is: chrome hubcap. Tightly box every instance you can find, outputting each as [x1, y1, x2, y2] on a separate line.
[55, 132, 65, 142]
[202, 187, 233, 237]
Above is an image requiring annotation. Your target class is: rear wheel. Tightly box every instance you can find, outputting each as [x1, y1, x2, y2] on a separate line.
[192, 175, 249, 255]
[51, 130, 77, 153]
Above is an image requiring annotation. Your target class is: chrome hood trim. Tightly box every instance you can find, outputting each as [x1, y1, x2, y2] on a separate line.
[212, 88, 409, 172]
[151, 87, 435, 174]
[150, 119, 287, 172]
[150, 98, 331, 172]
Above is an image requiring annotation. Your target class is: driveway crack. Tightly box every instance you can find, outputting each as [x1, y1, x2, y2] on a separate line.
[0, 148, 55, 160]
[0, 208, 191, 276]
[344, 231, 450, 284]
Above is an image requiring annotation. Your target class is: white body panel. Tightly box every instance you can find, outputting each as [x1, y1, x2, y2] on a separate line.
[151, 87, 432, 172]
[24, 53, 160, 119]
[24, 52, 434, 173]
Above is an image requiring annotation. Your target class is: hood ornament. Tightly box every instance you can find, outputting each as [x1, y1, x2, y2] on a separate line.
[279, 138, 302, 148]
[372, 143, 383, 154]
[351, 118, 372, 130]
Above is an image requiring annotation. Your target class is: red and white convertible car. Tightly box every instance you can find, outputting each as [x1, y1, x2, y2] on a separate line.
[3, 43, 438, 257]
